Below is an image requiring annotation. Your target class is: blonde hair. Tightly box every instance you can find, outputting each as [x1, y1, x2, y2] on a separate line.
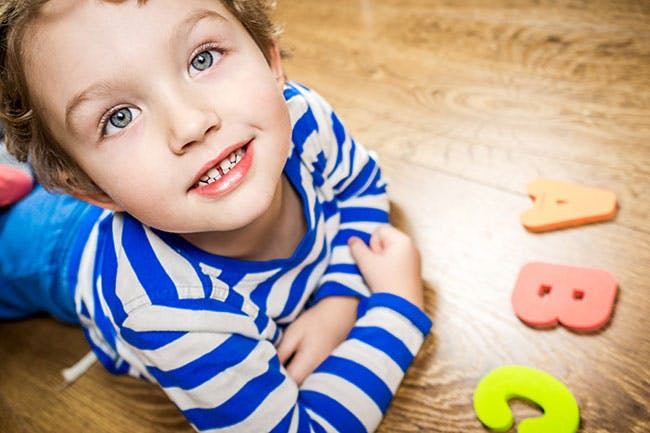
[0, 0, 280, 194]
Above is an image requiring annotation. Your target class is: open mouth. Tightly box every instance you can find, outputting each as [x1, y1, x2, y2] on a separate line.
[193, 146, 246, 189]
[189, 141, 253, 197]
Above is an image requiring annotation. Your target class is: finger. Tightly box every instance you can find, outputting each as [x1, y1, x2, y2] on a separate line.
[285, 347, 321, 386]
[369, 229, 384, 253]
[348, 236, 374, 265]
[373, 224, 407, 247]
[276, 330, 300, 364]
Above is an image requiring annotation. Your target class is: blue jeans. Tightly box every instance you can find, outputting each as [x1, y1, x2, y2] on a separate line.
[0, 186, 99, 323]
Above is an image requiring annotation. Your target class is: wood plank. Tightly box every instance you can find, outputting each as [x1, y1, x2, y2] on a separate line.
[0, 318, 191, 433]
[380, 158, 648, 433]
[277, 0, 650, 233]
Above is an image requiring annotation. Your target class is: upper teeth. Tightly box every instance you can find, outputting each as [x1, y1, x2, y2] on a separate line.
[196, 148, 245, 187]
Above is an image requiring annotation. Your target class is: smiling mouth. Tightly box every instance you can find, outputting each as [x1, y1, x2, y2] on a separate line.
[192, 146, 247, 189]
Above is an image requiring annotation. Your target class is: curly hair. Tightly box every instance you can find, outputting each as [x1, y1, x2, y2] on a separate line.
[0, 0, 280, 194]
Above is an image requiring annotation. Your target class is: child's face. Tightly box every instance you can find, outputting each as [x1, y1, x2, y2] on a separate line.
[24, 0, 291, 234]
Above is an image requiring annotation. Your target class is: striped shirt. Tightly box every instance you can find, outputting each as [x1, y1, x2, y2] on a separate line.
[70, 82, 432, 432]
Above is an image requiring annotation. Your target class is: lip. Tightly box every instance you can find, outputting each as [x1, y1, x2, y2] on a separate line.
[189, 139, 254, 198]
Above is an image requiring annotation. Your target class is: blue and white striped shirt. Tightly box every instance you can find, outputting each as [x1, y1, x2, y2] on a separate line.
[70, 82, 431, 432]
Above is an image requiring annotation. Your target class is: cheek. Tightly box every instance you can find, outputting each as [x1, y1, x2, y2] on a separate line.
[239, 80, 291, 149]
[264, 89, 292, 139]
[266, 103, 292, 162]
[81, 146, 154, 198]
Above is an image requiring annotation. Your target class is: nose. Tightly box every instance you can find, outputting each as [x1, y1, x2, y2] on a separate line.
[163, 86, 221, 154]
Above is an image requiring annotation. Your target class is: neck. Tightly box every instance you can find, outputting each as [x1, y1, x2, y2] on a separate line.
[180, 175, 305, 261]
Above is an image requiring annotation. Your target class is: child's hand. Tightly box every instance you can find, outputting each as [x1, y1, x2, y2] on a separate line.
[348, 225, 424, 309]
[277, 295, 358, 385]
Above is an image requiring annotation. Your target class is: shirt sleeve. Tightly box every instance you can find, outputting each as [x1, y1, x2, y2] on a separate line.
[285, 83, 390, 303]
[117, 293, 431, 433]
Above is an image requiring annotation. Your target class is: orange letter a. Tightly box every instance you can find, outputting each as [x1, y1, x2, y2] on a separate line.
[521, 179, 617, 232]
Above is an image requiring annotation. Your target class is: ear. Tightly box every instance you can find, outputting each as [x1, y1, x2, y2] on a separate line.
[268, 43, 285, 88]
[71, 190, 125, 212]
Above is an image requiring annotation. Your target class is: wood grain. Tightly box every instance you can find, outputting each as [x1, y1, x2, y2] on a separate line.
[1, 1, 648, 432]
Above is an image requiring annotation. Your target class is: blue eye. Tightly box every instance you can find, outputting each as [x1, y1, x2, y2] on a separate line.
[192, 51, 213, 70]
[110, 108, 132, 127]
[102, 106, 141, 137]
[189, 49, 222, 76]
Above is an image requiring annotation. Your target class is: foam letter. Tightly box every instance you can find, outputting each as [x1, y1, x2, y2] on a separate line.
[521, 179, 616, 232]
[512, 262, 617, 332]
[473, 365, 580, 433]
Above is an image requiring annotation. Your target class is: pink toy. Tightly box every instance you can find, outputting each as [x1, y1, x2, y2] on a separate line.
[0, 165, 33, 207]
[512, 262, 617, 332]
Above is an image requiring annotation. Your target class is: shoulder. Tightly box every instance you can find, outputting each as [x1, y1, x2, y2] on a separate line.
[284, 82, 350, 169]
[284, 81, 339, 133]
[283, 81, 333, 111]
[92, 214, 207, 316]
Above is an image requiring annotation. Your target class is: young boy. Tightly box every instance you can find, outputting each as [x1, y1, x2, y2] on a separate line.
[0, 0, 431, 431]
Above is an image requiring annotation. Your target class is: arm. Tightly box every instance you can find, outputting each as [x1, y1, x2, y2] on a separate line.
[118, 294, 429, 432]
[272, 84, 390, 384]
[315, 113, 390, 302]
[317, 137, 389, 302]
[116, 225, 429, 433]
[285, 83, 390, 303]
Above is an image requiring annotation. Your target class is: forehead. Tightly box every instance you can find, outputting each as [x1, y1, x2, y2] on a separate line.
[25, 0, 232, 50]
[21, 0, 238, 113]
[22, 0, 238, 72]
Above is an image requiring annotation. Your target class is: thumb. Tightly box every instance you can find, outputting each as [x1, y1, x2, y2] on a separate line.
[348, 236, 375, 267]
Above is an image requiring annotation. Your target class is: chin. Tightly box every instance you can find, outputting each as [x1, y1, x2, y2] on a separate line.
[219, 188, 279, 232]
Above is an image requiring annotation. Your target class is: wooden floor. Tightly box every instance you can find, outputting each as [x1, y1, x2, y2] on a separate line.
[1, 1, 649, 432]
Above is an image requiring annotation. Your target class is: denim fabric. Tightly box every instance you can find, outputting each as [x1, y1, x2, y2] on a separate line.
[0, 186, 97, 323]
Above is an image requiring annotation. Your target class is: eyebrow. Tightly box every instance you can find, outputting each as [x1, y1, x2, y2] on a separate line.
[173, 9, 228, 46]
[64, 9, 228, 130]
[64, 81, 115, 131]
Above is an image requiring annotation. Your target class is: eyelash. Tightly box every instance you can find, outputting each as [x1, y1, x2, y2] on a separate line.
[190, 42, 226, 66]
[98, 104, 130, 138]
